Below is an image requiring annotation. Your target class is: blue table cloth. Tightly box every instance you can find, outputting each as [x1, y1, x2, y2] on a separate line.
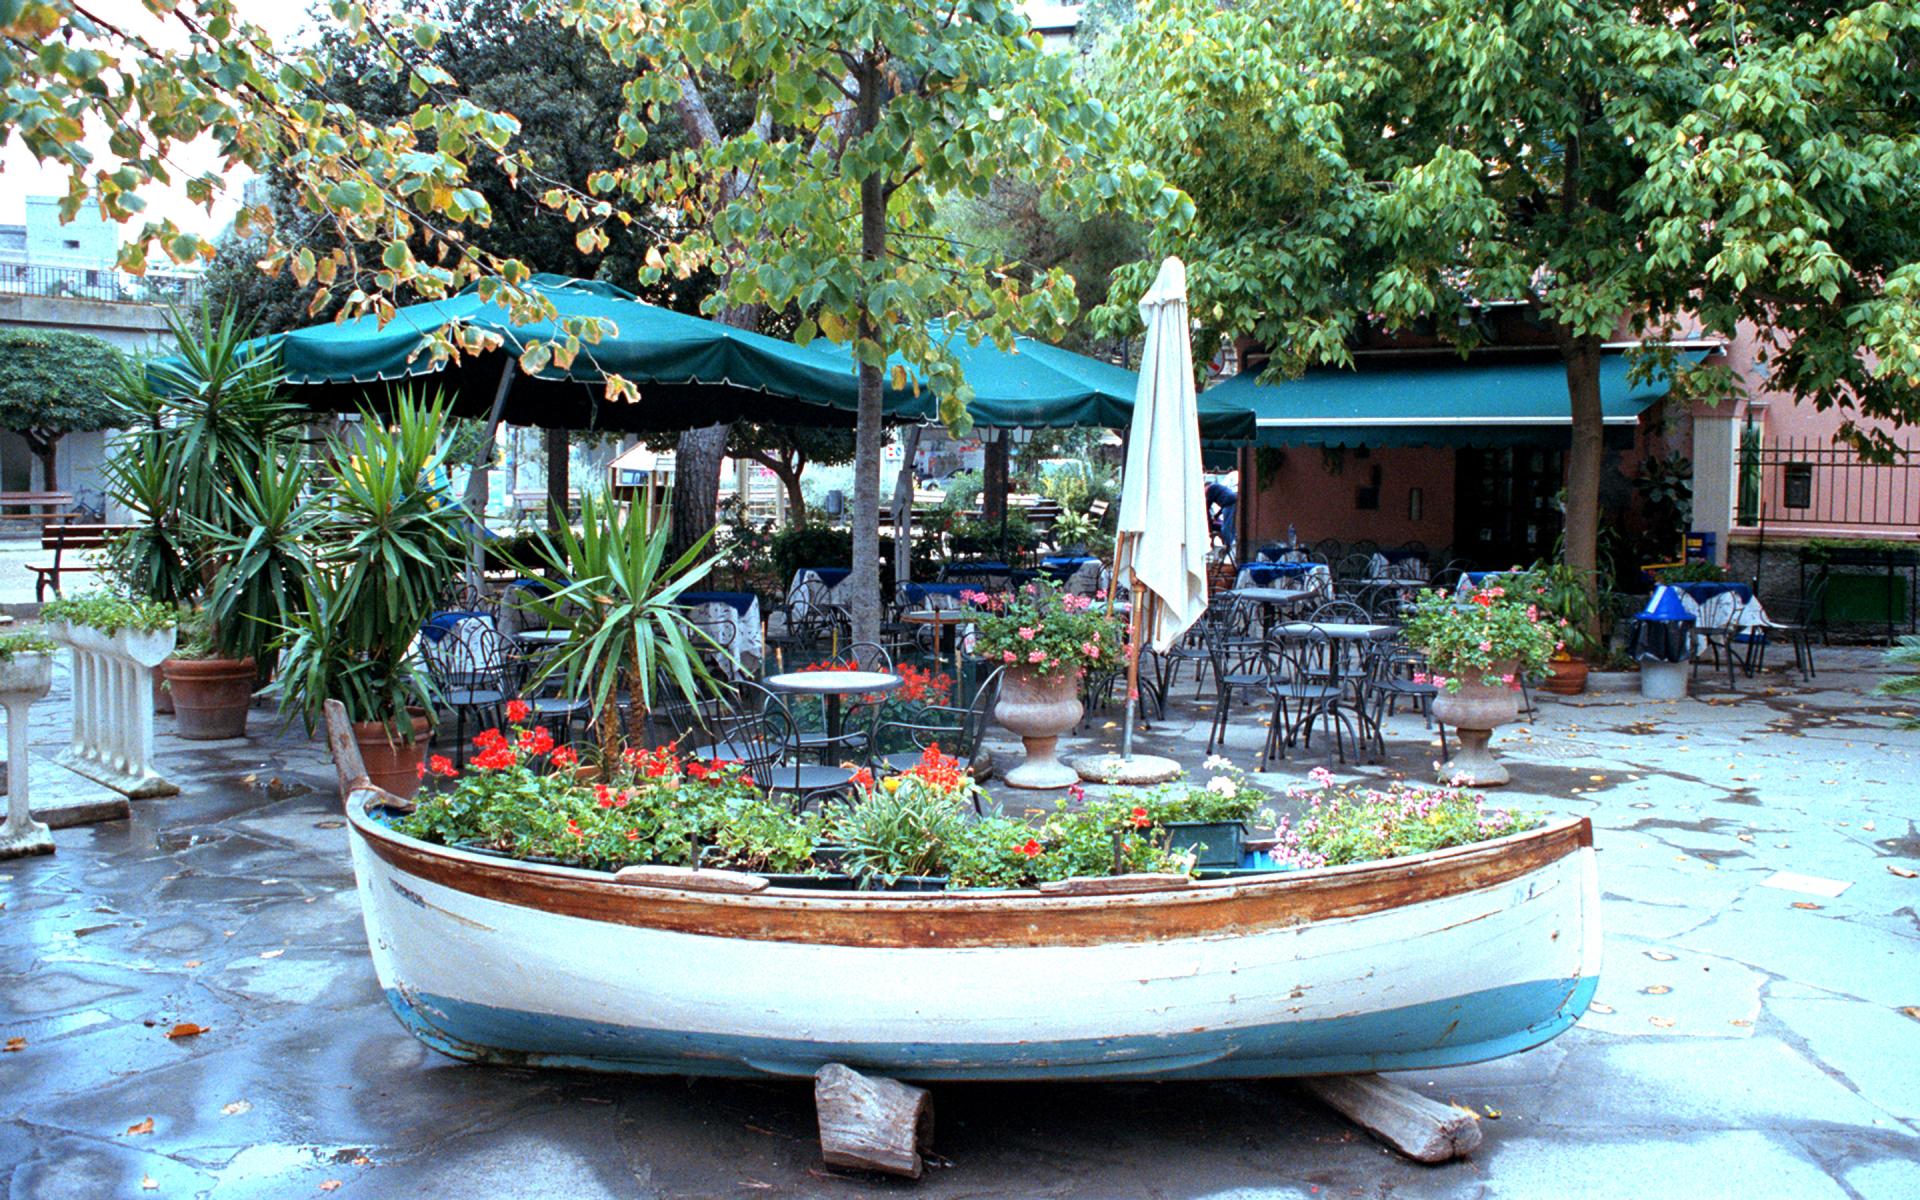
[803, 567, 852, 588]
[422, 610, 491, 642]
[1670, 581, 1753, 605]
[901, 582, 974, 606]
[1242, 562, 1315, 585]
[677, 590, 757, 616]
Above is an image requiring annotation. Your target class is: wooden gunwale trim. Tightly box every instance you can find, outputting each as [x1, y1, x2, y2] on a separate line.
[347, 789, 1593, 950]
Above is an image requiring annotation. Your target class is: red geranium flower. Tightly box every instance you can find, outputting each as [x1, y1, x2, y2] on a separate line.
[517, 725, 556, 756]
[1130, 806, 1152, 829]
[472, 727, 507, 751]
[428, 754, 457, 778]
[1015, 838, 1043, 858]
[505, 698, 531, 724]
[549, 746, 578, 769]
[471, 743, 518, 771]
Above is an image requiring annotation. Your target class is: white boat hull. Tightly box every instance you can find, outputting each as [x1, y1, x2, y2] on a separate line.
[346, 796, 1600, 1082]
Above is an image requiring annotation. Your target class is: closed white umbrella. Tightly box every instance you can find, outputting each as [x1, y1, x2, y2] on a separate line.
[1112, 256, 1210, 762]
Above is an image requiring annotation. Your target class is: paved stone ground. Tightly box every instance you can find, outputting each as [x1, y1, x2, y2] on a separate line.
[3, 640, 1918, 1199]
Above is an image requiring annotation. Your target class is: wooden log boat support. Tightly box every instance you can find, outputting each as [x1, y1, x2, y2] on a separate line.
[323, 702, 1599, 1165]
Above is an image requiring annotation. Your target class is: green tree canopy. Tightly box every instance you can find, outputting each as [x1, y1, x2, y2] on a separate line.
[559, 0, 1186, 639]
[0, 328, 126, 490]
[1100, 0, 1920, 598]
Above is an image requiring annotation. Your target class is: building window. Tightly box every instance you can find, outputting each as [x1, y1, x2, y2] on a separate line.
[62, 238, 80, 249]
[1782, 463, 1814, 510]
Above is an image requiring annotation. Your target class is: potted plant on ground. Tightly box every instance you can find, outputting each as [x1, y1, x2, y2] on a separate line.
[110, 304, 311, 739]
[276, 394, 468, 797]
[1521, 562, 1600, 695]
[99, 416, 199, 713]
[1400, 582, 1560, 786]
[968, 582, 1121, 789]
[1132, 758, 1266, 868]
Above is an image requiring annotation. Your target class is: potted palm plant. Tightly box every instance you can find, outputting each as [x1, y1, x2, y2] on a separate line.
[527, 490, 723, 770]
[112, 304, 311, 739]
[276, 393, 468, 797]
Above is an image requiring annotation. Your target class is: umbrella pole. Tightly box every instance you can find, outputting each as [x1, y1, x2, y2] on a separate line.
[1122, 563, 1141, 762]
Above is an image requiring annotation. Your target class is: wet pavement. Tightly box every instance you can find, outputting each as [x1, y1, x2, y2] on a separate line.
[4, 646, 1919, 1198]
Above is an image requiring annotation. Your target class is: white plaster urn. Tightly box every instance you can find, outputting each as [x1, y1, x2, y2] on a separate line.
[994, 665, 1084, 789]
[46, 620, 180, 799]
[0, 650, 55, 859]
[1430, 661, 1522, 787]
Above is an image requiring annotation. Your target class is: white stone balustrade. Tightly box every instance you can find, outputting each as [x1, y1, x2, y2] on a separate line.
[0, 650, 55, 859]
[47, 621, 179, 799]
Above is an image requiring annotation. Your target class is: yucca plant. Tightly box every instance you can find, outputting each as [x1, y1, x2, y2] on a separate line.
[191, 449, 319, 668]
[528, 490, 723, 764]
[100, 434, 198, 607]
[276, 392, 468, 734]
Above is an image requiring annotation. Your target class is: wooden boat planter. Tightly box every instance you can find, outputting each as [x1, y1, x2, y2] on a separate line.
[326, 703, 1599, 1168]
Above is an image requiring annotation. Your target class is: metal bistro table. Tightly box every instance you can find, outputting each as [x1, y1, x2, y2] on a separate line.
[1229, 586, 1318, 632]
[901, 609, 973, 681]
[1272, 621, 1398, 641]
[764, 669, 903, 761]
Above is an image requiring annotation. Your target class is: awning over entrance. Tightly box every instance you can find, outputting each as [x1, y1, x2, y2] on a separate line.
[1208, 351, 1709, 448]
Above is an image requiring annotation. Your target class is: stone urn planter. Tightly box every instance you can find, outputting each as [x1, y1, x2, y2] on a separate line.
[994, 666, 1084, 789]
[164, 656, 258, 740]
[1429, 663, 1522, 787]
[0, 650, 55, 859]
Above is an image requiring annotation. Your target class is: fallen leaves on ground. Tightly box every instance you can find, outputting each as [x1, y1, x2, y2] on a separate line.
[142, 1175, 158, 1190]
[126, 1118, 154, 1136]
[1649, 1016, 1676, 1028]
[3, 1036, 24, 1052]
[259, 949, 285, 959]
[1901, 1007, 1920, 1023]
[319, 1182, 342, 1193]
[1889, 866, 1917, 879]
[1792, 902, 1823, 911]
[164, 1023, 208, 1040]
[220, 1101, 251, 1117]
[183, 960, 201, 968]
[1588, 1002, 1615, 1015]
[1646, 950, 1676, 962]
[1644, 985, 1671, 995]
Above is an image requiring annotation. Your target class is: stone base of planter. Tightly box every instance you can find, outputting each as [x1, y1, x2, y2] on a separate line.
[1071, 753, 1182, 785]
[54, 748, 178, 800]
[0, 818, 53, 859]
[1003, 749, 1081, 790]
[1440, 727, 1508, 787]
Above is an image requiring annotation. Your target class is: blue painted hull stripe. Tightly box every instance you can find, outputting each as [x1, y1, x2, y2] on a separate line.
[383, 974, 1599, 1082]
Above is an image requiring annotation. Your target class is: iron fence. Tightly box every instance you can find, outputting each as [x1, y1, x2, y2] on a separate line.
[0, 262, 203, 307]
[1736, 432, 1920, 530]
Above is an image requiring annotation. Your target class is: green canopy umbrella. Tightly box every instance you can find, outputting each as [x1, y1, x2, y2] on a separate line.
[838, 329, 1256, 442]
[235, 274, 911, 433]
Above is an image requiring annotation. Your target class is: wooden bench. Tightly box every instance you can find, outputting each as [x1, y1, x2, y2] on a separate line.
[30, 523, 134, 602]
[0, 492, 80, 529]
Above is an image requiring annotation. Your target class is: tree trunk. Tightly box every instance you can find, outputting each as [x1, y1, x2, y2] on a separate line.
[33, 437, 57, 494]
[769, 460, 808, 527]
[892, 425, 923, 590]
[982, 436, 1008, 522]
[668, 422, 730, 556]
[544, 427, 568, 531]
[1560, 335, 1605, 634]
[845, 63, 885, 649]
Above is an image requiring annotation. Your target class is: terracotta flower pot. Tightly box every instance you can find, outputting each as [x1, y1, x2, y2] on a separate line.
[163, 657, 257, 740]
[1430, 661, 1521, 787]
[153, 665, 174, 714]
[1541, 655, 1588, 696]
[354, 713, 433, 800]
[994, 665, 1084, 789]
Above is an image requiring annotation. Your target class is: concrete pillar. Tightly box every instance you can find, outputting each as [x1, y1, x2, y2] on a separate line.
[0, 650, 55, 859]
[1691, 413, 1739, 566]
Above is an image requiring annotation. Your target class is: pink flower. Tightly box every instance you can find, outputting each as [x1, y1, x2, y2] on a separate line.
[1308, 766, 1334, 787]
[1411, 672, 1428, 684]
[1081, 641, 1099, 658]
[1002, 650, 1017, 663]
[1018, 627, 1036, 641]
[1478, 640, 1493, 652]
[1500, 673, 1516, 686]
[1028, 649, 1045, 663]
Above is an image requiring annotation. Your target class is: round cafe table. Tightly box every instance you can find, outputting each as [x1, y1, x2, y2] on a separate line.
[764, 669, 902, 760]
[902, 609, 973, 680]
